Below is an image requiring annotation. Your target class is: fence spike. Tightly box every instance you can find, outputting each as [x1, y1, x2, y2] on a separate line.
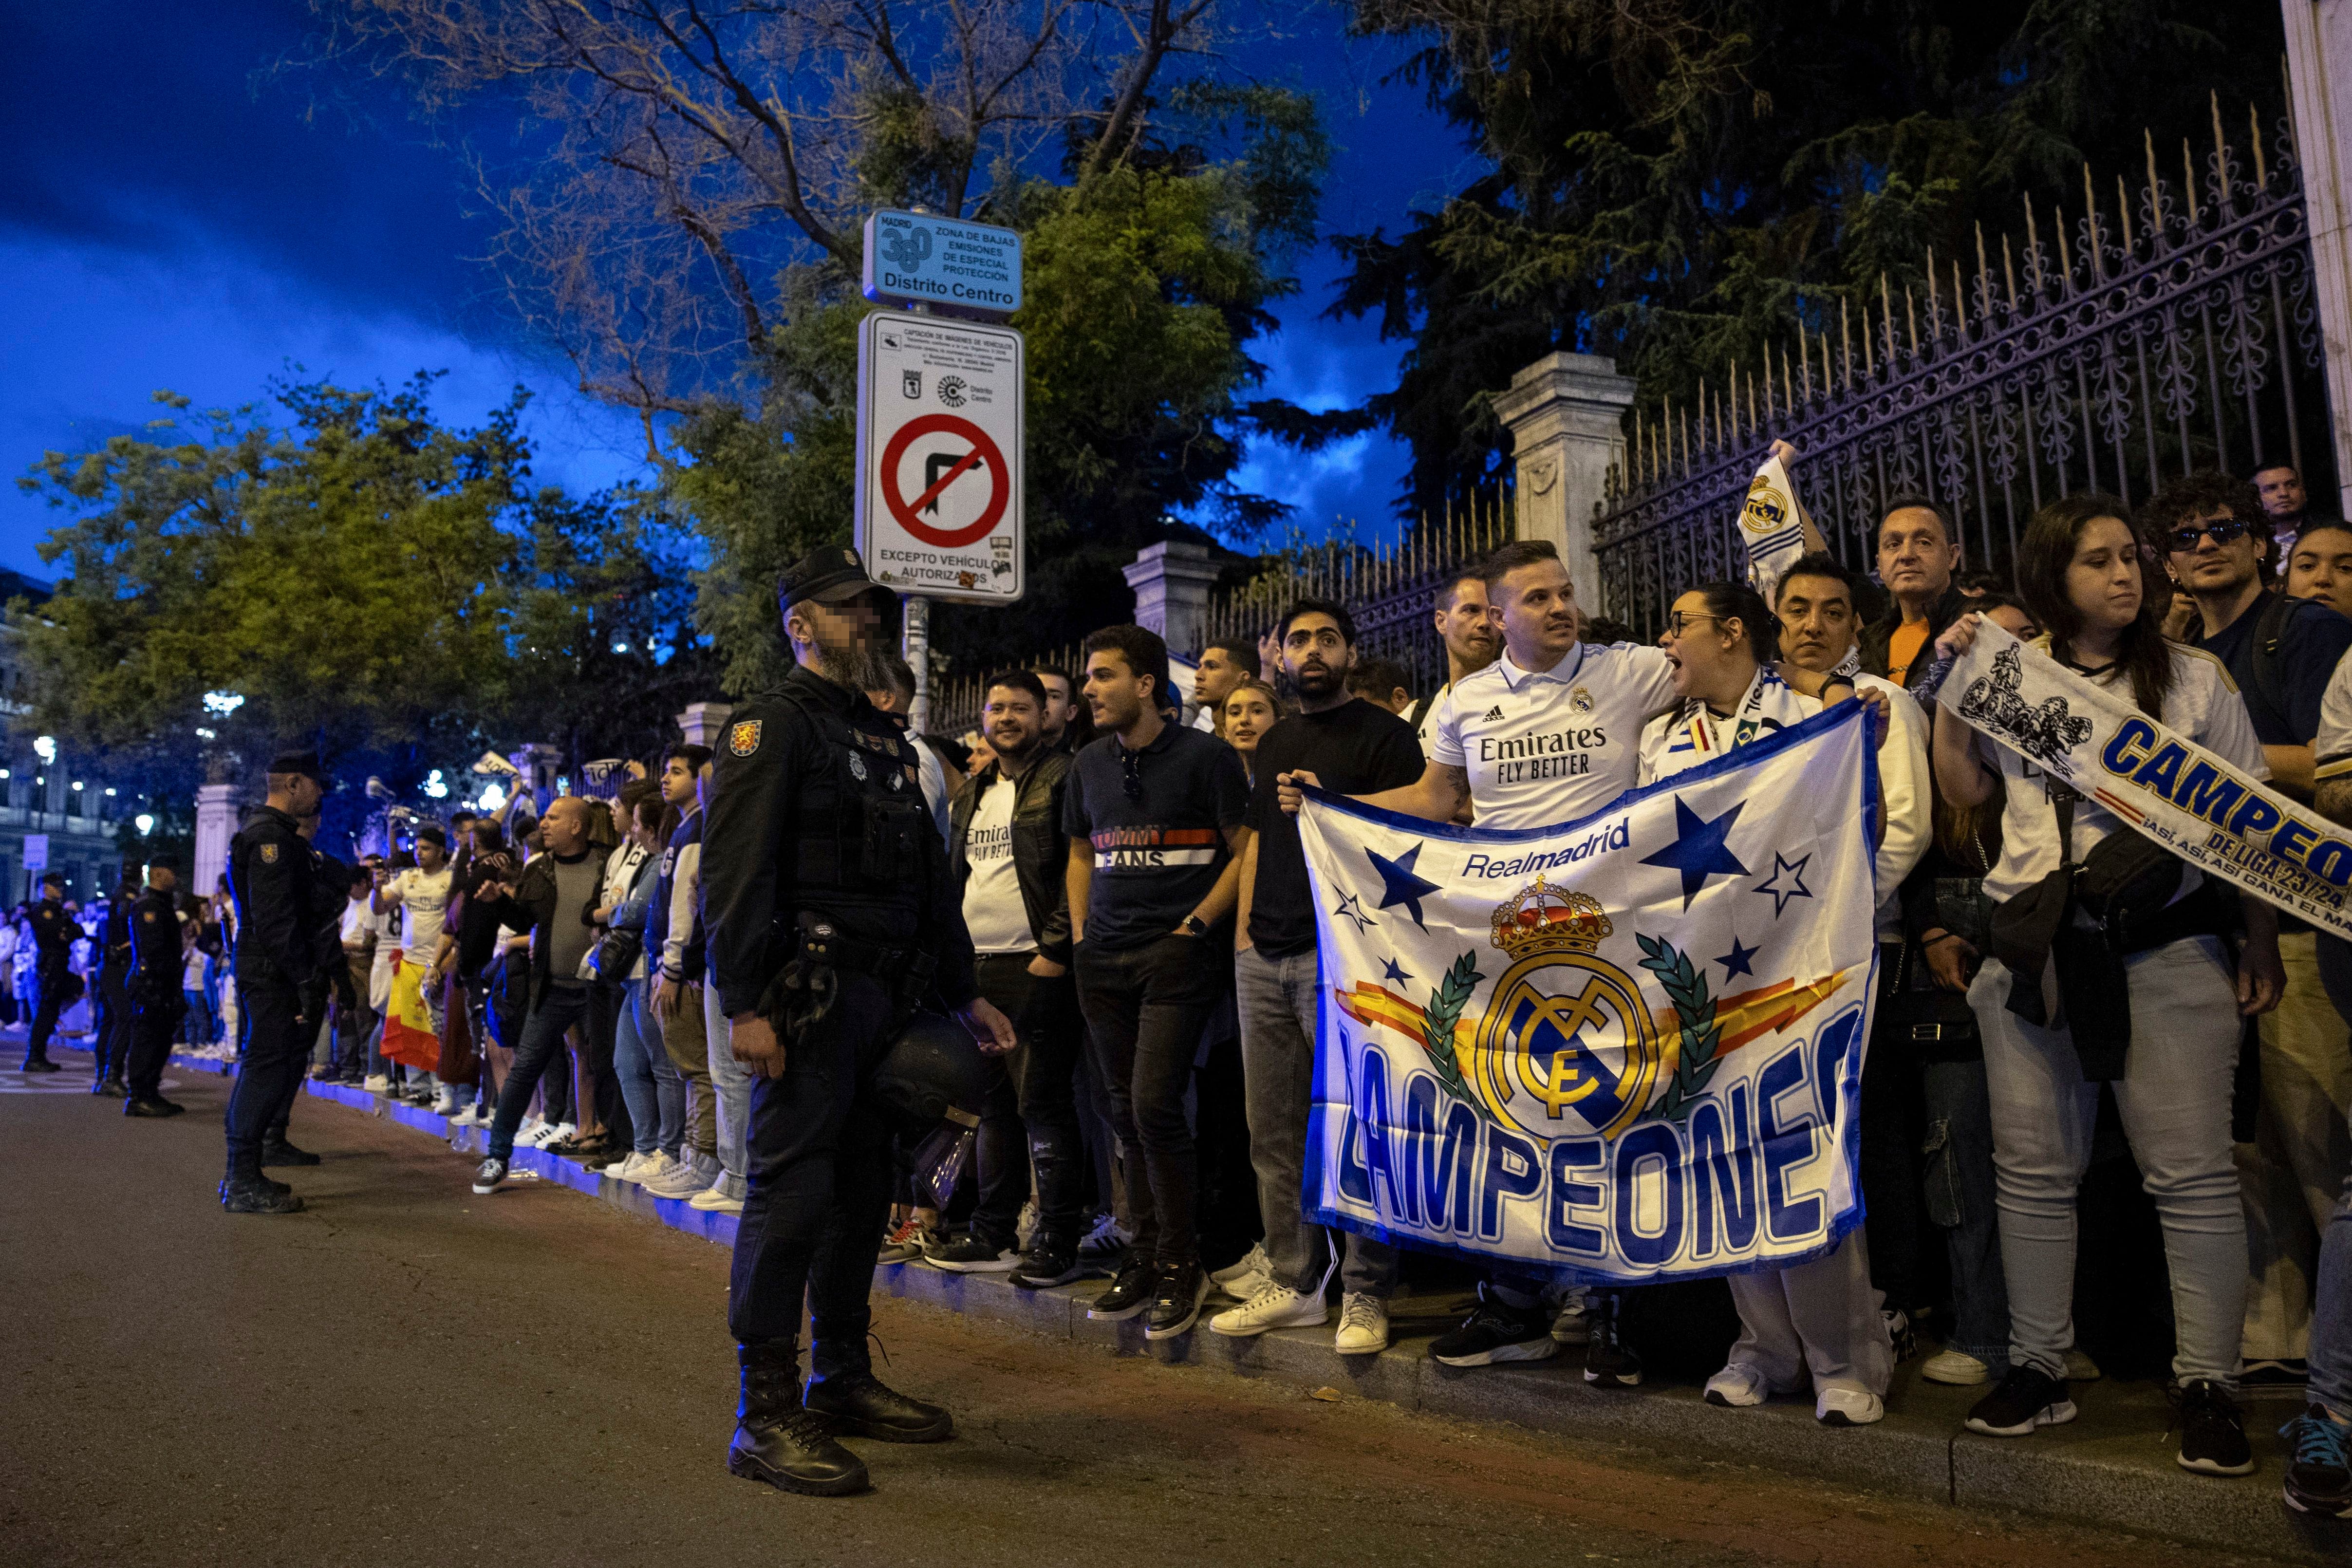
[1904, 283, 1920, 354]
[1679, 402, 1691, 477]
[2024, 197, 2044, 294]
[1800, 328, 1814, 404]
[2145, 127, 2165, 235]
[2211, 90, 2231, 210]
[2182, 137, 2201, 225]
[2053, 198, 2073, 290]
[2250, 101, 2267, 187]
[1840, 297, 1854, 391]
[2116, 173, 2134, 253]
[1975, 223, 1993, 317]
[1749, 355, 1761, 432]
[1952, 258, 1968, 337]
[2082, 164, 2103, 281]
[1879, 273, 1896, 366]
[2002, 232, 2019, 308]
[1925, 250, 1941, 336]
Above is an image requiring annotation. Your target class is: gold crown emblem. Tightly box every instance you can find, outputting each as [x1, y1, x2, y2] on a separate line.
[1490, 878, 1612, 959]
[1741, 475, 1787, 533]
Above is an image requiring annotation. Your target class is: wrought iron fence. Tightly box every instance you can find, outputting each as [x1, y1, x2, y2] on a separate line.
[929, 638, 1089, 743]
[1198, 495, 1515, 692]
[1592, 97, 2334, 641]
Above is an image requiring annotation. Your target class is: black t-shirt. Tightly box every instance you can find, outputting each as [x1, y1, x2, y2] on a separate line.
[1245, 698, 1426, 957]
[1063, 720, 1250, 952]
[2198, 591, 2352, 746]
[455, 851, 520, 977]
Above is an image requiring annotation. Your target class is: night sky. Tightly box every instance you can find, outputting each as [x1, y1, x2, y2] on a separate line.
[0, 0, 1480, 584]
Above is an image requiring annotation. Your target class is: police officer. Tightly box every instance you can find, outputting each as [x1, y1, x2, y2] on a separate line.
[91, 862, 140, 1096]
[21, 871, 76, 1072]
[123, 855, 188, 1118]
[703, 546, 1017, 1498]
[220, 751, 323, 1214]
[248, 805, 343, 1168]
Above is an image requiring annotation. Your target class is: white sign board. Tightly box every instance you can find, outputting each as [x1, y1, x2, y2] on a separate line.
[855, 309, 1025, 605]
[22, 833, 47, 871]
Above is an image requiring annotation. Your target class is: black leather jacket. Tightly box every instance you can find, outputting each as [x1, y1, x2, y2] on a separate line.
[946, 750, 1075, 967]
[1860, 582, 1971, 691]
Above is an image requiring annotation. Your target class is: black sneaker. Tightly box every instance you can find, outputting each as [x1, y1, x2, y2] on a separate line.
[923, 1232, 1016, 1273]
[1584, 1289, 1643, 1387]
[1965, 1364, 2076, 1437]
[124, 1097, 183, 1118]
[2283, 1404, 2352, 1516]
[1144, 1260, 1208, 1341]
[219, 1176, 304, 1215]
[472, 1158, 509, 1195]
[1087, 1258, 1156, 1321]
[20, 1056, 59, 1073]
[1008, 1240, 1084, 1289]
[1429, 1283, 1559, 1368]
[2171, 1379, 2255, 1476]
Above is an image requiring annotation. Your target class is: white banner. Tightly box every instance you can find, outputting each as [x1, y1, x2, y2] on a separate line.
[1940, 621, 2352, 935]
[1300, 703, 1882, 1283]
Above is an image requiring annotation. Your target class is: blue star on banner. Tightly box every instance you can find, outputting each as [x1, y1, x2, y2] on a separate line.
[1365, 843, 1442, 931]
[1753, 853, 1814, 917]
[1333, 892, 1377, 934]
[1716, 936, 1760, 981]
[1380, 957, 1413, 986]
[1639, 797, 1750, 908]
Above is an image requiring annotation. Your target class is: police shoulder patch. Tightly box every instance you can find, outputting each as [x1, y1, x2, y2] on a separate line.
[729, 719, 763, 757]
[259, 843, 279, 864]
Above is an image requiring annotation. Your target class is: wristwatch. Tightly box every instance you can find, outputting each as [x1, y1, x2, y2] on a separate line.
[1179, 914, 1210, 937]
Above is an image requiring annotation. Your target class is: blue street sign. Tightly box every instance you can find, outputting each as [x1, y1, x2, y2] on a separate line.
[861, 209, 1022, 315]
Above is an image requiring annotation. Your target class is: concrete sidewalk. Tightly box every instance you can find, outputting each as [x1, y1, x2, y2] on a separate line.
[77, 1038, 2352, 1562]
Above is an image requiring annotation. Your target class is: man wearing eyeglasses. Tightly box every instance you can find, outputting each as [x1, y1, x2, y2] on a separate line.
[2154, 470, 2352, 1403]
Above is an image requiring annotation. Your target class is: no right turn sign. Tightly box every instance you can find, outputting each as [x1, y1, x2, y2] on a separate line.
[855, 310, 1025, 604]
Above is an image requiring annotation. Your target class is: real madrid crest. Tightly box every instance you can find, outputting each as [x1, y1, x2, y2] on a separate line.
[1570, 685, 1594, 714]
[1741, 473, 1789, 535]
[1468, 878, 1661, 1143]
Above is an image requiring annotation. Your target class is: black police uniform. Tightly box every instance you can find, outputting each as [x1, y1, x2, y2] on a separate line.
[702, 546, 981, 1494]
[92, 877, 139, 1090]
[22, 892, 78, 1069]
[260, 840, 348, 1158]
[124, 883, 187, 1111]
[222, 790, 320, 1208]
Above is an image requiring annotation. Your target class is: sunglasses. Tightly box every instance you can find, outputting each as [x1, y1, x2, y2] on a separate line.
[1117, 742, 1144, 802]
[2168, 516, 2252, 553]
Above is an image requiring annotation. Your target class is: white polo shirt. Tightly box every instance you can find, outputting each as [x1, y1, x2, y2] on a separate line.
[1429, 642, 1677, 831]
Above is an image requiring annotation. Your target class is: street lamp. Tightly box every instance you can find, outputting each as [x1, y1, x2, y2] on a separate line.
[33, 735, 55, 764]
[134, 813, 154, 836]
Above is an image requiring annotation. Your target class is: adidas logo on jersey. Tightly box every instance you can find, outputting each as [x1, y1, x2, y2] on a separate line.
[1482, 705, 1505, 720]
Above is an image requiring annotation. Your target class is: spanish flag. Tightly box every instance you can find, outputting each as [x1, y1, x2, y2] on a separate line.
[377, 952, 441, 1074]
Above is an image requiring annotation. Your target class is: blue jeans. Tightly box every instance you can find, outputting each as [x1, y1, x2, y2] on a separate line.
[611, 978, 684, 1158]
[2309, 1169, 2352, 1418]
[1922, 1056, 2011, 1367]
[487, 983, 594, 1163]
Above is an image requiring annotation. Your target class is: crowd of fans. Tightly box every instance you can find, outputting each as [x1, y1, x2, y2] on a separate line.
[28, 453, 2352, 1517]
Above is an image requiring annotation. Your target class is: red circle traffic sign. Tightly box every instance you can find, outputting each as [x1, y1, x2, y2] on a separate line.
[880, 413, 1009, 548]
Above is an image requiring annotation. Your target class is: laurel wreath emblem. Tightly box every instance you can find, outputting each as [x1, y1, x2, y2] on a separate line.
[1420, 949, 1492, 1121]
[1634, 932, 1723, 1125]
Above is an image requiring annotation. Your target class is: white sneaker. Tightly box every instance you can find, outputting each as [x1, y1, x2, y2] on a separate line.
[1921, 1348, 1992, 1386]
[1335, 1293, 1389, 1354]
[525, 1120, 574, 1150]
[1210, 1280, 1326, 1337]
[452, 1103, 485, 1127]
[641, 1160, 703, 1200]
[432, 1087, 461, 1116]
[1816, 1386, 1885, 1425]
[1209, 1241, 1272, 1301]
[601, 1151, 646, 1181]
[362, 1075, 391, 1093]
[1704, 1363, 1777, 1407]
[689, 1184, 744, 1213]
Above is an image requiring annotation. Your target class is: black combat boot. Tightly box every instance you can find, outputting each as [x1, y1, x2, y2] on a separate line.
[259, 1137, 320, 1166]
[219, 1167, 303, 1214]
[804, 1315, 952, 1442]
[726, 1340, 868, 1496]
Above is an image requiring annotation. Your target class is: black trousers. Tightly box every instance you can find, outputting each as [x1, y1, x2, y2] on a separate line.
[1862, 942, 1929, 1314]
[727, 970, 901, 1379]
[127, 989, 184, 1101]
[27, 960, 71, 1062]
[583, 981, 632, 1149]
[971, 952, 1086, 1250]
[224, 976, 307, 1179]
[92, 965, 131, 1081]
[1074, 934, 1221, 1269]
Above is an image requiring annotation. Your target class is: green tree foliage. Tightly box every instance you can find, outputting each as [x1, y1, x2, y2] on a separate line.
[15, 377, 712, 805]
[1333, 0, 2290, 514]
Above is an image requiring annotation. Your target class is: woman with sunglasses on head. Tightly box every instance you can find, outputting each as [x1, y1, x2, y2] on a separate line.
[1930, 495, 2284, 1475]
[1639, 580, 1897, 1425]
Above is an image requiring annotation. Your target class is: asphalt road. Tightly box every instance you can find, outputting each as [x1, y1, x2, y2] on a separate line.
[0, 1062, 2283, 1568]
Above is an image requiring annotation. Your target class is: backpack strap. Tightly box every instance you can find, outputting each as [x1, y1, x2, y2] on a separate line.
[2248, 590, 2296, 730]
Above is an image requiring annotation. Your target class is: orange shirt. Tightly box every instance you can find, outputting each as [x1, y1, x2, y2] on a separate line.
[1886, 620, 1930, 688]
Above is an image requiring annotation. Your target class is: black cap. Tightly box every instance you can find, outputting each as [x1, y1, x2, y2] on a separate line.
[413, 822, 448, 847]
[39, 871, 64, 888]
[267, 749, 324, 782]
[779, 546, 894, 612]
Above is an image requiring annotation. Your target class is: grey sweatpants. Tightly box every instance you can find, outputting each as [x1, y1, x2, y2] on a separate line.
[1723, 1232, 1892, 1396]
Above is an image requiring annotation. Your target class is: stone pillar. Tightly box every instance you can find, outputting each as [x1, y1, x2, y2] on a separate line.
[1491, 351, 1639, 607]
[195, 783, 242, 898]
[2286, 0, 2352, 517]
[1122, 541, 1222, 657]
[677, 702, 735, 751]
